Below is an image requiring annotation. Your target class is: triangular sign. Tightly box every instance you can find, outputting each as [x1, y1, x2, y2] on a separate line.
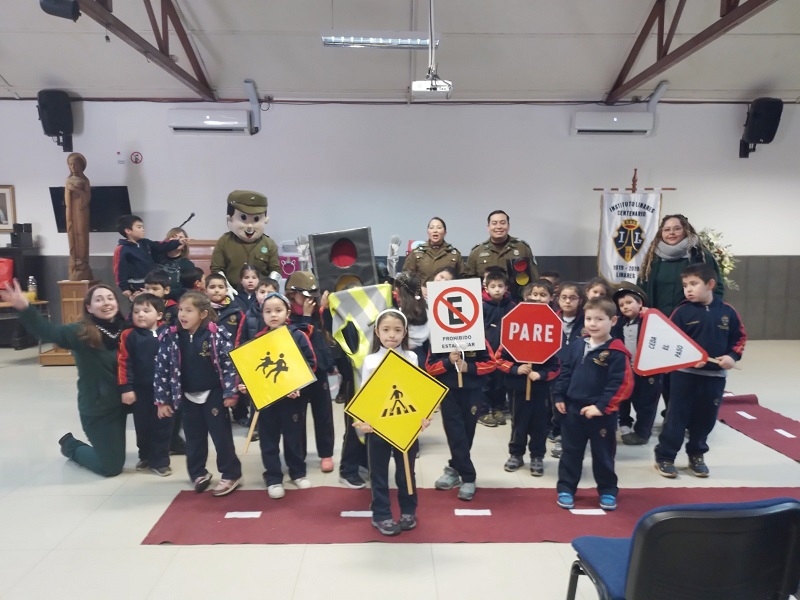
[634, 309, 708, 376]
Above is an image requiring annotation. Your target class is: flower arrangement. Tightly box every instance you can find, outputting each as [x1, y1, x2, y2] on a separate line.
[699, 228, 738, 290]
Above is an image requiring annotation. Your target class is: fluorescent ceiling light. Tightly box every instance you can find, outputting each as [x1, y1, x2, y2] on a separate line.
[322, 31, 438, 49]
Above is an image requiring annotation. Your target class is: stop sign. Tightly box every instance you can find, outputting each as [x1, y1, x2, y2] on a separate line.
[500, 303, 563, 364]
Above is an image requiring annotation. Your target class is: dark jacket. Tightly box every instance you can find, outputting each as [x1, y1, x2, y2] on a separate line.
[495, 345, 560, 392]
[425, 346, 496, 390]
[557, 309, 585, 362]
[154, 255, 196, 300]
[292, 315, 335, 373]
[213, 300, 245, 347]
[670, 297, 746, 373]
[482, 290, 516, 351]
[117, 326, 159, 394]
[241, 303, 265, 344]
[552, 338, 633, 414]
[114, 238, 181, 293]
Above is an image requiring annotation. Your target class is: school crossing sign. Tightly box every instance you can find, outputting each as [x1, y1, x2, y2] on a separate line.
[345, 350, 448, 452]
[426, 278, 486, 353]
[501, 303, 562, 364]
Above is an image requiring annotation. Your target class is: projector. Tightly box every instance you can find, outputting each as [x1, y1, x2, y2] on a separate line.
[411, 79, 452, 100]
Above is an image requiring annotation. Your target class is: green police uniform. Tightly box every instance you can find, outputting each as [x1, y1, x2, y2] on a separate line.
[211, 232, 280, 287]
[402, 242, 464, 283]
[464, 236, 537, 279]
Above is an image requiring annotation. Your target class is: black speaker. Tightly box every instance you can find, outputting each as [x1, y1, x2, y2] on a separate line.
[742, 98, 782, 144]
[309, 227, 377, 293]
[40, 0, 80, 22]
[37, 90, 73, 136]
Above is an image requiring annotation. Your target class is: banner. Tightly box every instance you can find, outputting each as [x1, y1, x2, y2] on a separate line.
[598, 192, 661, 284]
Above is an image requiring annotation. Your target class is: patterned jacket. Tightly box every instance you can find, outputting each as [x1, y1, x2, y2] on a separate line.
[154, 321, 239, 409]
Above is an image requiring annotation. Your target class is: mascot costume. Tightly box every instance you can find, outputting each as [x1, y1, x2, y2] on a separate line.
[211, 190, 281, 287]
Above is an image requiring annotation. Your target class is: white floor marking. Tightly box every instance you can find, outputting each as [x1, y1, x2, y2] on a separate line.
[454, 509, 491, 516]
[736, 410, 756, 420]
[225, 511, 262, 519]
[775, 429, 796, 439]
[570, 509, 606, 516]
[341, 511, 373, 518]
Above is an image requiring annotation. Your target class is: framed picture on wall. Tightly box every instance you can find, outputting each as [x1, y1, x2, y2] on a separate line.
[0, 186, 15, 232]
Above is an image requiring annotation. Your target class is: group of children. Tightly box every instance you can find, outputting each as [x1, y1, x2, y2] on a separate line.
[108, 213, 746, 537]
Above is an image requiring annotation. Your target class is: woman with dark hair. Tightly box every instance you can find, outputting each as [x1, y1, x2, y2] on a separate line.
[402, 217, 463, 284]
[638, 214, 723, 317]
[1, 280, 129, 476]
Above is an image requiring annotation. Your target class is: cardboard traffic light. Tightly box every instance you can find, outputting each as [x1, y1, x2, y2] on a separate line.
[507, 258, 533, 300]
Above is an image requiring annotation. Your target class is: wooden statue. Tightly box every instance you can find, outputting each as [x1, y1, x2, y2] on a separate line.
[65, 152, 93, 281]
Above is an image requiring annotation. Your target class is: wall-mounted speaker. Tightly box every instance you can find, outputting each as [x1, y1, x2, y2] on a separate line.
[742, 97, 782, 144]
[37, 90, 73, 136]
[309, 227, 377, 293]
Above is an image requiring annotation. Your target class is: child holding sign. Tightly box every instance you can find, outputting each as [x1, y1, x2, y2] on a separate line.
[354, 309, 430, 536]
[654, 263, 746, 478]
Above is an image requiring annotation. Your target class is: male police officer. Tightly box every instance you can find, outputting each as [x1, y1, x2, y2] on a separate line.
[465, 210, 537, 280]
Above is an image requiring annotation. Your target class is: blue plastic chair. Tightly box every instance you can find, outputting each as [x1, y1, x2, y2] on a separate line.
[566, 497, 800, 600]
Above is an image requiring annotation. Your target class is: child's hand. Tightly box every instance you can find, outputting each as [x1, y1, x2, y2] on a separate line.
[223, 397, 238, 408]
[448, 350, 461, 365]
[580, 405, 603, 419]
[122, 290, 132, 299]
[288, 390, 300, 399]
[715, 355, 736, 370]
[527, 371, 541, 382]
[237, 383, 248, 394]
[555, 401, 567, 415]
[157, 404, 174, 419]
[121, 391, 137, 405]
[319, 291, 329, 310]
[421, 418, 432, 430]
[303, 296, 316, 316]
[353, 421, 373, 434]
[517, 363, 532, 375]
[694, 360, 707, 368]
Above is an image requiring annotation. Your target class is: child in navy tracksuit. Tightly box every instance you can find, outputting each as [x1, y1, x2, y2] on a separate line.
[497, 279, 561, 476]
[551, 281, 586, 458]
[611, 283, 662, 445]
[479, 268, 516, 427]
[118, 293, 174, 476]
[143, 270, 179, 326]
[113, 215, 183, 298]
[654, 263, 746, 479]
[427, 337, 495, 502]
[155, 292, 242, 497]
[553, 297, 633, 511]
[205, 273, 245, 347]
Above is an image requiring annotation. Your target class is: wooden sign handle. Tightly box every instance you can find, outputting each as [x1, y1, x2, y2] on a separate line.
[525, 370, 532, 401]
[243, 410, 260, 454]
[403, 451, 414, 495]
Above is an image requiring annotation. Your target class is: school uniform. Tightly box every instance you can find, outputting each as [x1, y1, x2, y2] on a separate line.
[426, 347, 495, 484]
[118, 326, 173, 470]
[113, 238, 181, 294]
[553, 338, 633, 498]
[212, 300, 245, 347]
[551, 309, 585, 438]
[154, 322, 242, 483]
[481, 291, 516, 416]
[160, 299, 179, 329]
[654, 298, 746, 462]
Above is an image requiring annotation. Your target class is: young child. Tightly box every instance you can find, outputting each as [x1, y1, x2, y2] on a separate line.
[235, 264, 261, 312]
[540, 271, 561, 308]
[426, 320, 496, 501]
[553, 297, 633, 511]
[497, 279, 560, 476]
[251, 292, 317, 499]
[113, 215, 184, 299]
[118, 293, 173, 476]
[143, 269, 179, 327]
[585, 276, 612, 300]
[478, 267, 515, 427]
[654, 263, 746, 478]
[393, 272, 430, 369]
[353, 309, 430, 536]
[551, 281, 587, 458]
[154, 292, 242, 496]
[180, 266, 206, 293]
[285, 271, 336, 473]
[205, 272, 245, 348]
[611, 284, 662, 445]
[157, 226, 195, 300]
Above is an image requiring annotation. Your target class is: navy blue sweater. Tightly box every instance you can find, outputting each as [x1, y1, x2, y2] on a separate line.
[179, 326, 222, 392]
[670, 297, 746, 373]
[117, 326, 160, 395]
[114, 238, 181, 293]
[426, 346, 496, 390]
[213, 301, 245, 348]
[495, 346, 560, 392]
[482, 290, 516, 350]
[552, 338, 633, 414]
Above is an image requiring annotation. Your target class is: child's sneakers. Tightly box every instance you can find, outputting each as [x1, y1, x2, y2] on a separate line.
[267, 484, 285, 499]
[551, 438, 563, 459]
[457, 482, 476, 501]
[478, 413, 498, 427]
[504, 455, 524, 472]
[338, 473, 367, 489]
[530, 457, 544, 477]
[399, 514, 417, 531]
[150, 465, 172, 477]
[292, 477, 312, 489]
[655, 459, 678, 478]
[135, 459, 149, 471]
[193, 472, 212, 492]
[688, 455, 710, 477]
[599, 494, 617, 511]
[492, 410, 507, 426]
[372, 518, 401, 536]
[212, 477, 241, 497]
[434, 466, 461, 490]
[557, 492, 575, 509]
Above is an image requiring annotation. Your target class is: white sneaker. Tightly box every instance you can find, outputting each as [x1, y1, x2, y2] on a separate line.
[619, 425, 632, 435]
[292, 477, 312, 489]
[267, 484, 285, 499]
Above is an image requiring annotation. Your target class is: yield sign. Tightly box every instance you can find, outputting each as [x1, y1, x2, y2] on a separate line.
[634, 310, 708, 376]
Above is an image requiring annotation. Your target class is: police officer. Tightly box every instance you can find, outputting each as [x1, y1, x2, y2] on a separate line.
[402, 216, 463, 283]
[464, 210, 537, 279]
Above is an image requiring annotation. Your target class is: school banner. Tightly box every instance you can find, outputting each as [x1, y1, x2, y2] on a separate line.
[230, 325, 316, 410]
[598, 192, 661, 284]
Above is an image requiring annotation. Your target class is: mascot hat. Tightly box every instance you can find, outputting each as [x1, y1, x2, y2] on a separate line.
[228, 190, 268, 215]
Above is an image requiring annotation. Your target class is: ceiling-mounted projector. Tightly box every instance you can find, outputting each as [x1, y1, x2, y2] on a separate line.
[411, 79, 452, 100]
[571, 112, 654, 136]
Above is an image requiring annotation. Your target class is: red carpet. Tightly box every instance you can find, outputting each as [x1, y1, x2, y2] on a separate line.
[718, 394, 800, 461]
[143, 486, 799, 546]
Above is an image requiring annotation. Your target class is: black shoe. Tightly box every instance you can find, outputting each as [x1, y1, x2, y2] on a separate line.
[338, 474, 367, 489]
[503, 455, 524, 472]
[655, 460, 678, 478]
[399, 514, 417, 531]
[58, 432, 75, 458]
[372, 518, 401, 536]
[530, 457, 544, 477]
[688, 455, 710, 477]
[169, 438, 187, 456]
[621, 432, 649, 445]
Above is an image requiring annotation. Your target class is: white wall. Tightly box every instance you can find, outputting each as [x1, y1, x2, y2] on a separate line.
[0, 100, 797, 257]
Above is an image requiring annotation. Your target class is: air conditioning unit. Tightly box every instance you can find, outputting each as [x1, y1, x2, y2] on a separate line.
[571, 111, 655, 136]
[167, 108, 252, 135]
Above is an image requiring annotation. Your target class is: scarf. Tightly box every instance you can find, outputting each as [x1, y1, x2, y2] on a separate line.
[90, 314, 125, 350]
[655, 234, 698, 261]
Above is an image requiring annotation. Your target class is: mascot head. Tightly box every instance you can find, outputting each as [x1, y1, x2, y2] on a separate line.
[226, 190, 268, 243]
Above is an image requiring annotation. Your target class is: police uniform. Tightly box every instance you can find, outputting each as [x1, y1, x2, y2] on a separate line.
[464, 236, 537, 279]
[210, 191, 280, 287]
[402, 242, 463, 282]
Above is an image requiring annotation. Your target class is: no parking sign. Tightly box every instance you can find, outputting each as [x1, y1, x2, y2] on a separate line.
[426, 278, 486, 353]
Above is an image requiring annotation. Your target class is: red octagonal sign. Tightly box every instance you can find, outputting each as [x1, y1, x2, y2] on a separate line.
[501, 303, 563, 364]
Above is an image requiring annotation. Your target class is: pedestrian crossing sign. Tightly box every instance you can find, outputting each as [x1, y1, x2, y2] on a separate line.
[345, 350, 448, 452]
[230, 325, 316, 410]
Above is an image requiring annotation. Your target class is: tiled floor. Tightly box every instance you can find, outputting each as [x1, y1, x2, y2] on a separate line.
[0, 341, 798, 599]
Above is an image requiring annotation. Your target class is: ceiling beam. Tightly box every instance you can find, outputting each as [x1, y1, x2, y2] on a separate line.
[606, 0, 779, 104]
[76, 0, 216, 101]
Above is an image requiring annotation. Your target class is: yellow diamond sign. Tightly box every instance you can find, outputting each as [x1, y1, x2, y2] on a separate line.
[345, 350, 448, 452]
[230, 325, 317, 410]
